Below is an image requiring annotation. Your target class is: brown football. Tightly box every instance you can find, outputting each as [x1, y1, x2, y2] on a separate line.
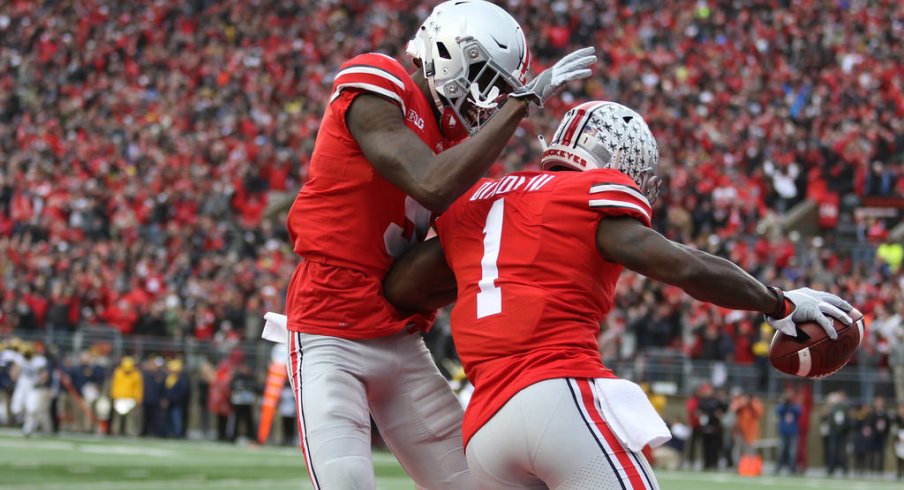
[768, 308, 865, 378]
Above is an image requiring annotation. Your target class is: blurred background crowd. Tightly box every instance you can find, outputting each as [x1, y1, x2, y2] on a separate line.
[654, 383, 904, 478]
[1, 0, 902, 347]
[0, 0, 902, 475]
[0, 338, 290, 445]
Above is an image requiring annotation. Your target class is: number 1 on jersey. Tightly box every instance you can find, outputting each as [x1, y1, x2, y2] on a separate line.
[477, 199, 504, 318]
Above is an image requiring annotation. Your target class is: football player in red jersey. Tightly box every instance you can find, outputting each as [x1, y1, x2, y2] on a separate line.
[384, 101, 854, 489]
[282, 0, 596, 488]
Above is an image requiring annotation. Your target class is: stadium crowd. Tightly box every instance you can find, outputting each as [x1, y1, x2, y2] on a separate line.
[0, 338, 275, 444]
[665, 383, 904, 477]
[1, 0, 903, 452]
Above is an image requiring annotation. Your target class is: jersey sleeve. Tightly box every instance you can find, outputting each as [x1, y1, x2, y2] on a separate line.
[582, 169, 653, 227]
[329, 53, 410, 118]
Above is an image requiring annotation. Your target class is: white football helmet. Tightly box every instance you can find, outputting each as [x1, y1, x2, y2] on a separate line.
[540, 101, 662, 202]
[406, 0, 529, 135]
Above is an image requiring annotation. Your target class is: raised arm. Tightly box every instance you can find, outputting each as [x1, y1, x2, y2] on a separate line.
[595, 217, 781, 314]
[348, 94, 528, 212]
[347, 45, 596, 213]
[383, 237, 457, 312]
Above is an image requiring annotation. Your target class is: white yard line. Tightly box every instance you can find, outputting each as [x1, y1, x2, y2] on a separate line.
[0, 478, 299, 490]
[0, 439, 76, 451]
[0, 438, 175, 457]
[78, 445, 176, 457]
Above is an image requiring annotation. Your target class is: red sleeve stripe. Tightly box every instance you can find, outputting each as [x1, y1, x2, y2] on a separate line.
[588, 199, 651, 223]
[334, 65, 405, 90]
[330, 82, 406, 114]
[590, 183, 651, 208]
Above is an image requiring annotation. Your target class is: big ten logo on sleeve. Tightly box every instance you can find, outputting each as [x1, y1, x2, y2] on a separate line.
[469, 174, 555, 201]
[406, 108, 425, 130]
[384, 195, 432, 257]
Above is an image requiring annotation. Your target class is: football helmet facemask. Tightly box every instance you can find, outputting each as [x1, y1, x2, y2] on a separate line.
[406, 0, 529, 136]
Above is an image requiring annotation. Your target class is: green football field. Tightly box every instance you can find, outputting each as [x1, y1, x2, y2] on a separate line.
[0, 432, 900, 490]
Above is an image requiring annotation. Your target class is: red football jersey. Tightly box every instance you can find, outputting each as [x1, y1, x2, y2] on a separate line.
[434, 168, 653, 447]
[286, 53, 453, 338]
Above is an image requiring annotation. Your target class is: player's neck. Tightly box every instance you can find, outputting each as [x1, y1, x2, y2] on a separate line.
[411, 70, 442, 123]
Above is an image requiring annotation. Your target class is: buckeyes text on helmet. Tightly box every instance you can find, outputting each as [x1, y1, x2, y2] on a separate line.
[540, 101, 662, 203]
[406, 0, 530, 135]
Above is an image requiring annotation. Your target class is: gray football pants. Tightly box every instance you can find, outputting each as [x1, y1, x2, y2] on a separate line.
[287, 330, 473, 489]
[466, 378, 659, 490]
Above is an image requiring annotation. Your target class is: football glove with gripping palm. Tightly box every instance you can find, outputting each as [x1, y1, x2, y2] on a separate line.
[510, 47, 596, 108]
[765, 287, 853, 340]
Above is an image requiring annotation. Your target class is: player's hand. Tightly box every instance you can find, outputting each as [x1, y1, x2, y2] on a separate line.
[510, 47, 596, 108]
[765, 288, 853, 340]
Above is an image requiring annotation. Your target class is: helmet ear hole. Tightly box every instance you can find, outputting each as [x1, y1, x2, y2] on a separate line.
[437, 42, 452, 60]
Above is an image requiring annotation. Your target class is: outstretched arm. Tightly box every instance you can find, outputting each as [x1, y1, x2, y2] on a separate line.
[595, 217, 783, 314]
[383, 237, 457, 312]
[595, 217, 852, 338]
[348, 94, 528, 212]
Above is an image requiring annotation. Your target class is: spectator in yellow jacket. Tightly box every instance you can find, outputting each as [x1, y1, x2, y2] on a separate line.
[108, 357, 142, 436]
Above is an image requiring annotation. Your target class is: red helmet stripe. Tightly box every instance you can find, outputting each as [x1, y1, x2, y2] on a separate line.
[560, 101, 605, 148]
[517, 30, 531, 83]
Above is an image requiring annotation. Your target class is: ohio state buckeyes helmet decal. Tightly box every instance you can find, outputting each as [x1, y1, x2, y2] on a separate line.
[541, 101, 661, 203]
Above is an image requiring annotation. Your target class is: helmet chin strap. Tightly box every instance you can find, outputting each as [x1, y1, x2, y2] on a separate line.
[427, 76, 447, 117]
[428, 77, 471, 140]
[412, 30, 446, 118]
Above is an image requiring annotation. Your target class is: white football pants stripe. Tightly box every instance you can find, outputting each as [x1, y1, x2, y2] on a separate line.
[288, 332, 320, 490]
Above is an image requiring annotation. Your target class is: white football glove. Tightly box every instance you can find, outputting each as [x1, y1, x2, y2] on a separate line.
[765, 287, 853, 340]
[510, 47, 596, 108]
